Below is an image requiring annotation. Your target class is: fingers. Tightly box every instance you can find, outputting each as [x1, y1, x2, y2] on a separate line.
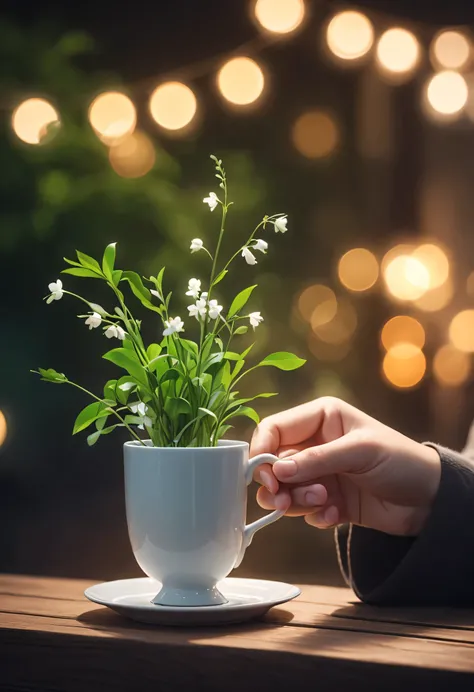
[256, 483, 329, 517]
[257, 464, 279, 494]
[305, 505, 341, 529]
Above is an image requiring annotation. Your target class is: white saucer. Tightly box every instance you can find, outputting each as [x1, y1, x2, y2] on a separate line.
[85, 577, 301, 626]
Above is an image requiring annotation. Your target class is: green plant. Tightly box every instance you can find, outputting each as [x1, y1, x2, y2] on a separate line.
[32, 156, 305, 447]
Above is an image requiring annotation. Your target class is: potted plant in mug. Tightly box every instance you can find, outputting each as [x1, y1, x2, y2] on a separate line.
[32, 156, 305, 619]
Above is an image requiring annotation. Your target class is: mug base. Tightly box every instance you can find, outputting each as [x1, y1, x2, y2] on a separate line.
[151, 584, 228, 607]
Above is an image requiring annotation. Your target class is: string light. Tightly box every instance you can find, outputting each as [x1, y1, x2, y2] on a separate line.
[291, 110, 339, 159]
[382, 343, 426, 389]
[311, 299, 357, 345]
[149, 82, 197, 131]
[381, 316, 425, 351]
[12, 98, 60, 145]
[424, 71, 468, 120]
[109, 132, 156, 178]
[325, 11, 374, 62]
[375, 28, 420, 81]
[433, 344, 471, 387]
[297, 284, 337, 322]
[217, 57, 265, 106]
[414, 278, 453, 312]
[88, 92, 136, 144]
[253, 0, 305, 35]
[338, 248, 379, 292]
[431, 30, 471, 70]
[0, 410, 7, 447]
[449, 310, 474, 352]
[383, 254, 430, 301]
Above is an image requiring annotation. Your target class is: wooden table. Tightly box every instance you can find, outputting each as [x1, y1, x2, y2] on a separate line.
[1, 574, 474, 691]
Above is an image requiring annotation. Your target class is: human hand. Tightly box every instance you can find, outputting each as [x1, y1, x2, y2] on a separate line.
[250, 397, 441, 537]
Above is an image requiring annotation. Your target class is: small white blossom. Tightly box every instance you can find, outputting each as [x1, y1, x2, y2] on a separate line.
[105, 324, 126, 340]
[185, 278, 201, 299]
[249, 311, 264, 329]
[188, 298, 207, 320]
[190, 238, 204, 253]
[47, 279, 63, 304]
[242, 247, 257, 265]
[203, 192, 218, 211]
[130, 402, 152, 430]
[252, 239, 268, 253]
[274, 216, 288, 233]
[84, 312, 102, 330]
[163, 316, 184, 336]
[150, 289, 161, 299]
[208, 299, 223, 320]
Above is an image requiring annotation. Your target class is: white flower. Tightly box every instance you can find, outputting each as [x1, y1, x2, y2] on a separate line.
[105, 325, 126, 340]
[252, 239, 268, 253]
[242, 247, 257, 265]
[46, 279, 63, 304]
[208, 299, 223, 320]
[163, 316, 184, 336]
[188, 298, 207, 320]
[203, 192, 218, 211]
[274, 216, 288, 233]
[84, 312, 102, 330]
[89, 303, 105, 315]
[249, 311, 264, 329]
[190, 238, 204, 253]
[185, 278, 201, 299]
[150, 289, 161, 299]
[130, 402, 152, 430]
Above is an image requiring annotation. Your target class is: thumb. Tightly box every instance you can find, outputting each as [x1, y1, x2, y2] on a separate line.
[272, 431, 380, 484]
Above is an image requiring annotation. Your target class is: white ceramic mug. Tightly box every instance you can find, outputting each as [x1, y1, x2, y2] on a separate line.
[123, 439, 284, 607]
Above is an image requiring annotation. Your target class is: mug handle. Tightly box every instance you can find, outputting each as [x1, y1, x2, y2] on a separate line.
[234, 453, 285, 568]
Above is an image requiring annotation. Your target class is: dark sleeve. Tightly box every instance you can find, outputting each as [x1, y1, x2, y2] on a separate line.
[336, 445, 474, 606]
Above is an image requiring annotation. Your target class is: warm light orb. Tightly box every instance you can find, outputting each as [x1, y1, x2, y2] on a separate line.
[297, 284, 337, 322]
[149, 82, 197, 131]
[291, 110, 339, 159]
[312, 299, 357, 345]
[381, 316, 425, 351]
[425, 71, 468, 119]
[412, 243, 449, 289]
[254, 0, 305, 34]
[217, 57, 265, 106]
[338, 248, 379, 292]
[383, 255, 430, 301]
[376, 27, 420, 80]
[433, 344, 471, 387]
[414, 278, 453, 312]
[326, 11, 374, 61]
[382, 343, 426, 389]
[0, 410, 7, 447]
[431, 30, 471, 70]
[109, 131, 156, 179]
[449, 310, 474, 352]
[12, 98, 60, 145]
[88, 92, 136, 144]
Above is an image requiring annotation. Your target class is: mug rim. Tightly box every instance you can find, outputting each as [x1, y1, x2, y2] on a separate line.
[123, 439, 249, 451]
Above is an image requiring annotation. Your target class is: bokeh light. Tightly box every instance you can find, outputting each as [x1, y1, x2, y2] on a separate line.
[431, 30, 471, 70]
[254, 0, 305, 34]
[338, 248, 379, 292]
[326, 11, 374, 62]
[449, 310, 474, 352]
[297, 284, 337, 322]
[381, 316, 425, 351]
[383, 254, 430, 301]
[217, 57, 265, 106]
[88, 92, 136, 144]
[0, 410, 7, 447]
[382, 343, 426, 389]
[424, 71, 468, 120]
[433, 344, 471, 387]
[12, 98, 60, 145]
[412, 243, 449, 289]
[291, 110, 339, 159]
[414, 278, 453, 312]
[109, 131, 156, 178]
[376, 28, 420, 80]
[149, 82, 197, 131]
[311, 299, 357, 345]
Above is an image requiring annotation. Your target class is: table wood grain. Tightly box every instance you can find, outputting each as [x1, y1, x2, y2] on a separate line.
[1, 574, 474, 691]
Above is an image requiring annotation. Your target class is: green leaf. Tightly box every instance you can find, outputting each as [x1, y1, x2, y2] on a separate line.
[259, 352, 306, 371]
[223, 405, 260, 425]
[61, 267, 102, 279]
[224, 351, 241, 361]
[96, 415, 109, 431]
[212, 269, 228, 287]
[124, 415, 145, 426]
[147, 343, 162, 361]
[112, 270, 123, 285]
[35, 368, 68, 384]
[228, 285, 257, 318]
[122, 271, 162, 314]
[165, 397, 192, 418]
[198, 407, 218, 421]
[103, 348, 148, 384]
[76, 250, 102, 273]
[73, 401, 110, 435]
[88, 424, 121, 445]
[180, 339, 199, 357]
[203, 352, 224, 370]
[232, 392, 278, 406]
[216, 424, 233, 439]
[159, 368, 181, 385]
[63, 257, 82, 268]
[234, 325, 248, 335]
[156, 267, 165, 295]
[103, 379, 117, 402]
[102, 242, 117, 280]
[116, 376, 136, 404]
[87, 430, 101, 446]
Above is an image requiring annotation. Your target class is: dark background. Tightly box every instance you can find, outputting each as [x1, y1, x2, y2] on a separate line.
[2, 0, 474, 586]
